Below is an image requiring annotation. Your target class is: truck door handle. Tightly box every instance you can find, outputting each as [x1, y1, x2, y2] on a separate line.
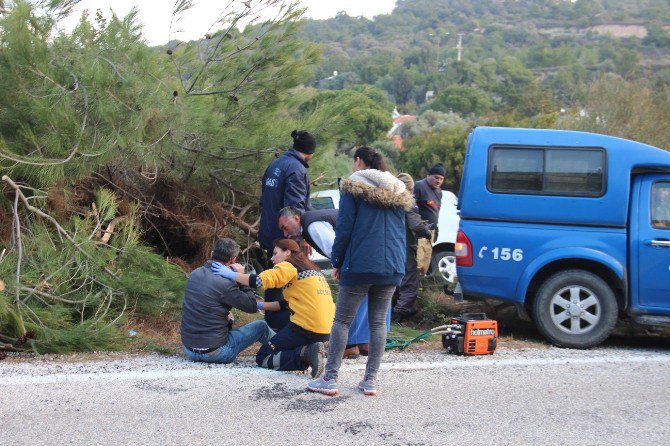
[651, 239, 670, 247]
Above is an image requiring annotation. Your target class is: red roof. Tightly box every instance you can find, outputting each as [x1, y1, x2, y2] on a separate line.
[393, 115, 415, 125]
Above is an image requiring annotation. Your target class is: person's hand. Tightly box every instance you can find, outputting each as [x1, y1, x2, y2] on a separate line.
[332, 267, 340, 281]
[227, 313, 235, 322]
[299, 239, 313, 257]
[230, 263, 245, 274]
[211, 262, 237, 280]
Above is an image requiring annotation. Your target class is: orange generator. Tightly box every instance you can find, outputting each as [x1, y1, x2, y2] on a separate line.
[441, 313, 498, 355]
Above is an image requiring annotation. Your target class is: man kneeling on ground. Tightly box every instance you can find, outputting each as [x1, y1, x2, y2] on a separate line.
[181, 238, 274, 364]
[212, 238, 332, 378]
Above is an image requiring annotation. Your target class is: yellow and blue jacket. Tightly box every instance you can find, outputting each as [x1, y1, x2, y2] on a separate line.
[250, 261, 334, 335]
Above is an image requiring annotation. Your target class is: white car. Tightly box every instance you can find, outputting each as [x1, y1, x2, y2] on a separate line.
[309, 188, 460, 281]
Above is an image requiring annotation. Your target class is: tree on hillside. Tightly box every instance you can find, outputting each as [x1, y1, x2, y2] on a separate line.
[427, 85, 492, 116]
[565, 76, 670, 150]
[643, 22, 670, 47]
[400, 110, 468, 138]
[298, 88, 392, 150]
[399, 125, 470, 193]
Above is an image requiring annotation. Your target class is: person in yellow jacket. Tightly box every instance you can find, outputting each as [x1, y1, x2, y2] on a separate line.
[212, 238, 334, 377]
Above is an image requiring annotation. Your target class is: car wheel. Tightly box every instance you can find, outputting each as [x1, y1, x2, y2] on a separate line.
[430, 249, 456, 283]
[533, 269, 618, 349]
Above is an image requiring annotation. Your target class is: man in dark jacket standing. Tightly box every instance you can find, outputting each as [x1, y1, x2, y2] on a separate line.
[393, 173, 432, 321]
[258, 130, 317, 331]
[181, 238, 274, 364]
[414, 163, 445, 275]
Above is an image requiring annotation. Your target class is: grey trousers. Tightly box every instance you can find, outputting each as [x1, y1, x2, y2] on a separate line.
[324, 283, 396, 381]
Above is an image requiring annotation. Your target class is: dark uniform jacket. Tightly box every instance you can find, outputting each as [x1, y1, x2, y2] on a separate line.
[259, 149, 311, 251]
[414, 178, 442, 225]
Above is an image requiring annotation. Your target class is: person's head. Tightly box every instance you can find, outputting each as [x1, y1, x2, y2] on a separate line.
[397, 173, 415, 192]
[272, 238, 320, 271]
[352, 146, 387, 172]
[291, 130, 316, 161]
[427, 163, 446, 189]
[211, 238, 240, 264]
[278, 206, 303, 238]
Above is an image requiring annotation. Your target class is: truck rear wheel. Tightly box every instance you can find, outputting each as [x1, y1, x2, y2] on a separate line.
[430, 249, 456, 283]
[533, 270, 618, 349]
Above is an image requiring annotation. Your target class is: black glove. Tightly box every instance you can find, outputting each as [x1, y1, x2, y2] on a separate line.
[427, 222, 437, 231]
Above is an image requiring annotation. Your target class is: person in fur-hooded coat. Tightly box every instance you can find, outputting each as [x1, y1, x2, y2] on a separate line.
[308, 146, 414, 397]
[331, 170, 414, 284]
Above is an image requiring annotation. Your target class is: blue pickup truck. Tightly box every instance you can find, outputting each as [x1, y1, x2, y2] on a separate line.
[455, 127, 670, 348]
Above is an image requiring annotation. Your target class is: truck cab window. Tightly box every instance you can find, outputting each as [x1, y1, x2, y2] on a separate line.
[651, 182, 670, 229]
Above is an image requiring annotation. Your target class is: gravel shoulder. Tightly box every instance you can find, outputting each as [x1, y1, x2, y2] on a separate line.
[2, 340, 669, 383]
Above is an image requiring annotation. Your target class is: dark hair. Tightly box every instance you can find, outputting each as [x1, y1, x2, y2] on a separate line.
[212, 238, 240, 263]
[291, 130, 316, 154]
[278, 206, 302, 221]
[274, 239, 320, 272]
[353, 146, 387, 172]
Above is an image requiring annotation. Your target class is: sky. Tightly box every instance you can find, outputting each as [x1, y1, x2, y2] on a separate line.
[61, 0, 397, 45]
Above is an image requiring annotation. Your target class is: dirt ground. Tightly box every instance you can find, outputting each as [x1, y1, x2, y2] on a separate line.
[4, 286, 669, 364]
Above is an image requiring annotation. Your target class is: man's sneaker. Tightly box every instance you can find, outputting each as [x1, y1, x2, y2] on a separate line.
[357, 376, 377, 396]
[307, 375, 338, 396]
[301, 342, 325, 378]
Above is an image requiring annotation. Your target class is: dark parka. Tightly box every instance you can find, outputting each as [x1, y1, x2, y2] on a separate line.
[259, 148, 311, 251]
[331, 170, 415, 286]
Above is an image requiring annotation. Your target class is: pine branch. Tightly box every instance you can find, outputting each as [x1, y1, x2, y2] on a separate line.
[11, 189, 26, 335]
[0, 67, 89, 166]
[2, 175, 118, 278]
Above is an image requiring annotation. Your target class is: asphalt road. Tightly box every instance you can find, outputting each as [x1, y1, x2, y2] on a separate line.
[2, 345, 669, 446]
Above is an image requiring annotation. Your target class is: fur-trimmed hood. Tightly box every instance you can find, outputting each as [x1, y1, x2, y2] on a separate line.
[340, 169, 415, 211]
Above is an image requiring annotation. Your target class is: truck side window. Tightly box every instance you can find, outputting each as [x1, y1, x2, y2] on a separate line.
[651, 182, 670, 229]
[490, 148, 543, 192]
[488, 146, 605, 197]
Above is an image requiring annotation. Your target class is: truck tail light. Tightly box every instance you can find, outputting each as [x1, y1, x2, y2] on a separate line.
[455, 230, 473, 267]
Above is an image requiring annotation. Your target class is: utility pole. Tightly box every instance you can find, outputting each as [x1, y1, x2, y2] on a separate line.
[457, 33, 464, 62]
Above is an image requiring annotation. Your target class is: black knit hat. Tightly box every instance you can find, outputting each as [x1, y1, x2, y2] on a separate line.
[429, 163, 446, 176]
[291, 130, 316, 154]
